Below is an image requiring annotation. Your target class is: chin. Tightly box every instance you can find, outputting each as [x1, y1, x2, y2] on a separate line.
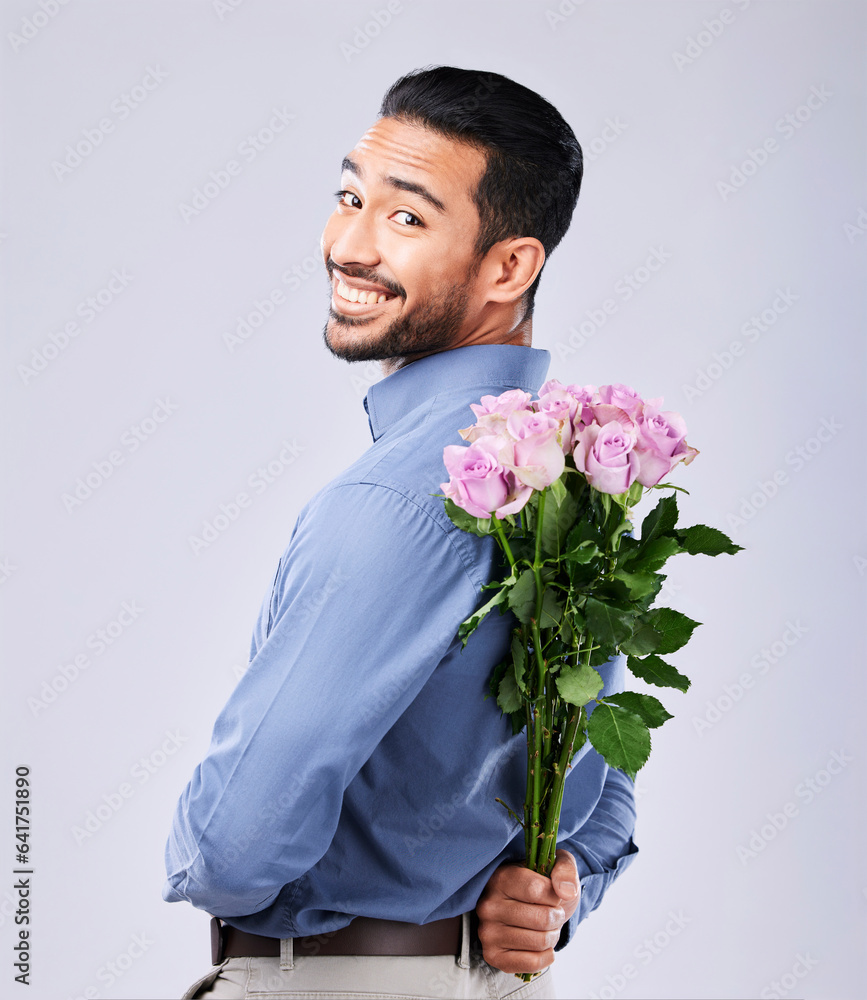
[324, 322, 385, 363]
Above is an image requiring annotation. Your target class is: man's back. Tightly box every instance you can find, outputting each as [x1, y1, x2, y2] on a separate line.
[164, 346, 546, 924]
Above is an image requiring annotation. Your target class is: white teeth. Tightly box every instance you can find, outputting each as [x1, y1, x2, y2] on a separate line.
[336, 279, 389, 305]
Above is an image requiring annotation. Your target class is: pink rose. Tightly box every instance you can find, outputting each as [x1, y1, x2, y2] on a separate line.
[504, 410, 566, 490]
[533, 388, 577, 454]
[459, 411, 509, 442]
[441, 437, 533, 518]
[535, 381, 600, 451]
[573, 419, 640, 495]
[633, 407, 692, 487]
[597, 383, 652, 417]
[460, 388, 534, 443]
[633, 407, 700, 486]
[469, 388, 532, 421]
[591, 383, 661, 435]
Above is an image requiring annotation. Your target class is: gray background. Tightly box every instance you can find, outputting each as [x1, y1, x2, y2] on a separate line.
[2, 1, 865, 997]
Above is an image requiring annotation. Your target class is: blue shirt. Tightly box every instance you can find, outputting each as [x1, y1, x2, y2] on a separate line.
[162, 344, 638, 951]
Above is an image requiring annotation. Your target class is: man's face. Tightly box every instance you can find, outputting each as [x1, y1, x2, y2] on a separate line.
[320, 116, 490, 364]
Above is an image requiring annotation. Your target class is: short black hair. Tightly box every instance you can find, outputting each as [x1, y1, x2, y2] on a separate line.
[379, 66, 583, 315]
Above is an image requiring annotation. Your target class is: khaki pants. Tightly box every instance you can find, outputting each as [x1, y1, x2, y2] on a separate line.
[180, 913, 557, 999]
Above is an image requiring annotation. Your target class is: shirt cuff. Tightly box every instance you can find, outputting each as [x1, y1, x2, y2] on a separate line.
[554, 837, 639, 952]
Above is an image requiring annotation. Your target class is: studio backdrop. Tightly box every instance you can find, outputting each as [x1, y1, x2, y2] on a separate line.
[2, 1, 864, 998]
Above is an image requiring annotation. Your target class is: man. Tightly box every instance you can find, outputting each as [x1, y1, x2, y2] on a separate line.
[164, 66, 638, 1000]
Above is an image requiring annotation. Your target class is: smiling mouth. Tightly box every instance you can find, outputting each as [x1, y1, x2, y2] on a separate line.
[332, 275, 398, 311]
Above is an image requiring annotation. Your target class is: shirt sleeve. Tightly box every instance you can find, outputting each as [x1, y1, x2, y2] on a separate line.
[553, 766, 639, 951]
[162, 482, 486, 917]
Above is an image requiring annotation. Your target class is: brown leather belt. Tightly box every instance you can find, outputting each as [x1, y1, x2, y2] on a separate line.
[210, 914, 463, 964]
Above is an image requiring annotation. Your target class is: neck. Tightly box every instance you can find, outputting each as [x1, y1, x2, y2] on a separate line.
[379, 307, 534, 377]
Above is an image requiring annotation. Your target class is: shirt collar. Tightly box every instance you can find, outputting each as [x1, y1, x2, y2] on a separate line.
[362, 344, 551, 442]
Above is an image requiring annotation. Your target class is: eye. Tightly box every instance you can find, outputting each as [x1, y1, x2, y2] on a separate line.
[392, 210, 423, 227]
[335, 190, 361, 209]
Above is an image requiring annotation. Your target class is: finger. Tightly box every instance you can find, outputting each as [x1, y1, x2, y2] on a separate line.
[550, 848, 580, 902]
[478, 921, 563, 956]
[482, 942, 557, 976]
[476, 897, 566, 934]
[478, 920, 561, 976]
[487, 865, 563, 907]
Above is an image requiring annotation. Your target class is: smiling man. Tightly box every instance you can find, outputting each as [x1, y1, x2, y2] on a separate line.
[164, 67, 638, 1000]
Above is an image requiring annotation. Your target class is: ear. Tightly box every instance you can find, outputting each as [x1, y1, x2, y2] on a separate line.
[481, 237, 546, 305]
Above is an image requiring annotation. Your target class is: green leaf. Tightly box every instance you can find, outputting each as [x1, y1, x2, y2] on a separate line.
[443, 498, 496, 537]
[583, 596, 635, 646]
[611, 569, 658, 600]
[539, 589, 564, 629]
[562, 603, 585, 635]
[555, 661, 604, 706]
[586, 702, 651, 778]
[486, 657, 508, 702]
[605, 691, 673, 729]
[510, 634, 529, 693]
[496, 664, 523, 713]
[567, 558, 600, 589]
[540, 480, 579, 557]
[565, 541, 602, 564]
[639, 494, 678, 548]
[625, 480, 644, 507]
[507, 569, 537, 625]
[629, 535, 682, 572]
[589, 641, 619, 667]
[565, 519, 603, 550]
[675, 524, 744, 556]
[459, 586, 509, 646]
[508, 709, 526, 737]
[626, 654, 691, 692]
[644, 607, 700, 654]
[592, 489, 613, 523]
[621, 617, 662, 655]
[558, 616, 575, 646]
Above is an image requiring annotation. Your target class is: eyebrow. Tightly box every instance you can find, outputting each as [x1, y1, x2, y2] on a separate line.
[341, 156, 446, 214]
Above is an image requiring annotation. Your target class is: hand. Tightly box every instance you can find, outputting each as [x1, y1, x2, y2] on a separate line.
[475, 848, 581, 975]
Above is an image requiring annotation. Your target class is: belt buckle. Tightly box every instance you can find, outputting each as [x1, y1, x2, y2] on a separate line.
[210, 917, 224, 965]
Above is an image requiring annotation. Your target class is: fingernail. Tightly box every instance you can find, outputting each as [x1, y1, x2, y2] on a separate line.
[561, 881, 578, 898]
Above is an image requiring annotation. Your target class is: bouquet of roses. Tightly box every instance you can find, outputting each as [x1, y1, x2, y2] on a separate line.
[440, 381, 740, 926]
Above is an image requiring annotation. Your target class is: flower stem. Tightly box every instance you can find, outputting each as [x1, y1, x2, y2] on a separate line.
[524, 698, 533, 862]
[526, 491, 548, 871]
[492, 516, 516, 569]
[539, 705, 583, 873]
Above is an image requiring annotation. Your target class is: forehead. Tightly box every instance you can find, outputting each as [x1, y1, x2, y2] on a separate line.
[344, 116, 487, 212]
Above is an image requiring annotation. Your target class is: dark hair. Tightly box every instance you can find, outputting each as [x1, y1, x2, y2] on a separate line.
[379, 66, 583, 315]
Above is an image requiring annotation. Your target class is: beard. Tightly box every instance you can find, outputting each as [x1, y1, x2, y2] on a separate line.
[322, 262, 475, 364]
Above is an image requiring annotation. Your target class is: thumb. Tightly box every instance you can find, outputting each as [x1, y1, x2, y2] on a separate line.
[551, 848, 579, 901]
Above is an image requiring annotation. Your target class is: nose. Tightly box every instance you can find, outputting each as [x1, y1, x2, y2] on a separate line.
[323, 206, 381, 271]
